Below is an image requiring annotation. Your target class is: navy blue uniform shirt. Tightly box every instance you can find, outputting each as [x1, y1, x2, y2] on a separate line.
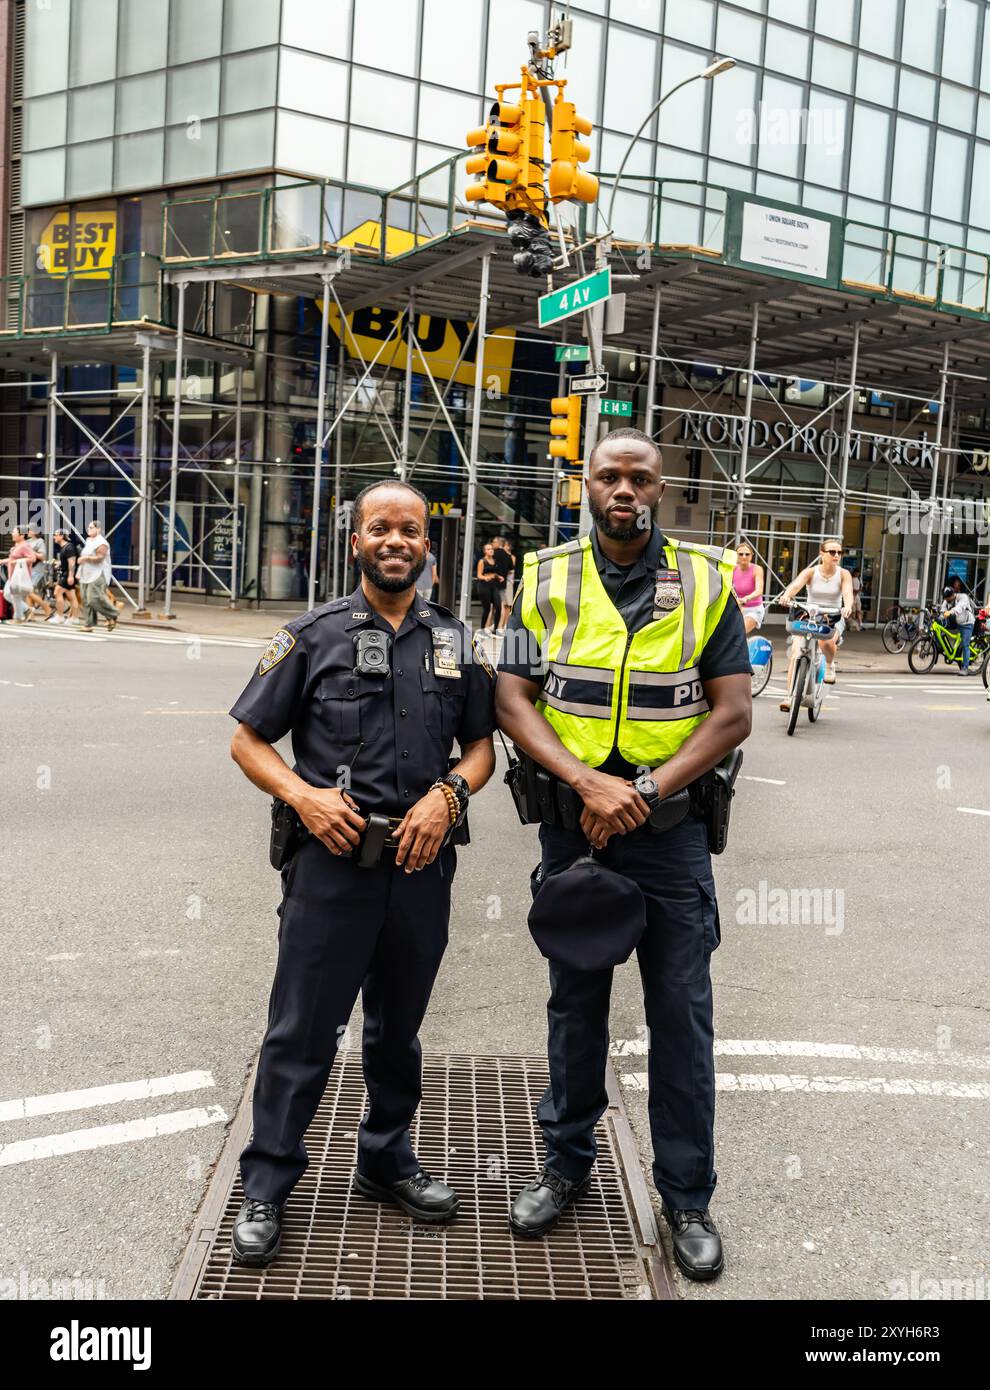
[230, 587, 496, 813]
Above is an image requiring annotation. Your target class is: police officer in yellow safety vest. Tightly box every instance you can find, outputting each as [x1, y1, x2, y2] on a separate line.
[496, 427, 752, 1281]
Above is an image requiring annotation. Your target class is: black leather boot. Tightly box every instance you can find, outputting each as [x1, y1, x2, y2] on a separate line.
[231, 1198, 283, 1266]
[661, 1204, 724, 1280]
[352, 1170, 459, 1223]
[509, 1167, 591, 1238]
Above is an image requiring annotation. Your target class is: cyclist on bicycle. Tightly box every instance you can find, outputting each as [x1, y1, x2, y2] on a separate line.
[732, 540, 766, 634]
[776, 537, 853, 713]
[939, 585, 977, 674]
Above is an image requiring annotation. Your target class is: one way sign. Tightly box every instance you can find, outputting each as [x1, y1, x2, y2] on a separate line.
[570, 371, 609, 396]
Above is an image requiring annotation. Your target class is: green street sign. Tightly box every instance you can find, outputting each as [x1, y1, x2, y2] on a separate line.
[554, 343, 591, 363]
[601, 399, 633, 418]
[538, 267, 612, 328]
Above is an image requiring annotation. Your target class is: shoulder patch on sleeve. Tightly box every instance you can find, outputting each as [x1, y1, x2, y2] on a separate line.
[471, 633, 495, 680]
[258, 628, 296, 675]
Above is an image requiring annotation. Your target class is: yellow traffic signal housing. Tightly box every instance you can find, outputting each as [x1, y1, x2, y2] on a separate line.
[549, 98, 599, 204]
[465, 95, 526, 206]
[557, 475, 583, 508]
[549, 394, 582, 461]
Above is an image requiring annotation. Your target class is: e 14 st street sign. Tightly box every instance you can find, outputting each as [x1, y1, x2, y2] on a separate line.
[601, 399, 633, 417]
[539, 267, 612, 328]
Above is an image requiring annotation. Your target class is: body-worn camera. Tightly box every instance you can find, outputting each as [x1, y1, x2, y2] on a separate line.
[353, 629, 391, 677]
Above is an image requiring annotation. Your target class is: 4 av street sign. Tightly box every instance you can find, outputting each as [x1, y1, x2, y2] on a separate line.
[538, 267, 612, 328]
[570, 371, 609, 396]
[554, 343, 591, 362]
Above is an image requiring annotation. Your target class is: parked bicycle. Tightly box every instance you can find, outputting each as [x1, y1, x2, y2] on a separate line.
[782, 603, 841, 735]
[881, 603, 933, 653]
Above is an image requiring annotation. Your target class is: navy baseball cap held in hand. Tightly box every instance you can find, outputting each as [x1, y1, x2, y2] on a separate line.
[527, 854, 647, 970]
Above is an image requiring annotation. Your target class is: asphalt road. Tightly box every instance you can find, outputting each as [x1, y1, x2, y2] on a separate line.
[1, 622, 988, 1302]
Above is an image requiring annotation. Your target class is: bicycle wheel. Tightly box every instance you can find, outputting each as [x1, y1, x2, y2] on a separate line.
[787, 655, 807, 736]
[809, 657, 827, 722]
[750, 651, 772, 697]
[881, 620, 906, 654]
[981, 647, 990, 690]
[908, 636, 937, 674]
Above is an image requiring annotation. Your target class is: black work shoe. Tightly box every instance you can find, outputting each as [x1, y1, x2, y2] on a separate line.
[661, 1203, 724, 1280]
[352, 1169, 459, 1224]
[231, 1197, 282, 1266]
[509, 1167, 591, 1238]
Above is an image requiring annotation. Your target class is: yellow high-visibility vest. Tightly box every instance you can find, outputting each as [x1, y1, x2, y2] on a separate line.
[518, 533, 737, 768]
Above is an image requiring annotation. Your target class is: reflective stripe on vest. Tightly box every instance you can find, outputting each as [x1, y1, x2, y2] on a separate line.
[520, 534, 735, 766]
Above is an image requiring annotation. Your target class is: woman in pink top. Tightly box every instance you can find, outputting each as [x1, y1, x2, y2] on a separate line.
[3, 527, 52, 622]
[732, 540, 765, 634]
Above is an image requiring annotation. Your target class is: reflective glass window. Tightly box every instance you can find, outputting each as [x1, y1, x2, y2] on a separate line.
[858, 0, 899, 58]
[350, 69, 416, 137]
[278, 51, 348, 121]
[756, 173, 800, 202]
[769, 0, 810, 22]
[664, 0, 714, 46]
[982, 10, 990, 92]
[802, 184, 844, 214]
[115, 131, 165, 191]
[557, 11, 604, 124]
[978, 97, 990, 140]
[898, 69, 936, 120]
[67, 140, 114, 200]
[353, 0, 418, 78]
[168, 62, 221, 124]
[24, 93, 67, 153]
[802, 90, 848, 189]
[220, 111, 276, 174]
[811, 40, 854, 94]
[69, 0, 118, 85]
[421, 0, 483, 90]
[610, 0, 662, 27]
[941, 0, 978, 84]
[347, 129, 413, 187]
[281, 0, 350, 58]
[170, 0, 224, 66]
[485, 0, 545, 95]
[901, 0, 939, 70]
[715, 8, 763, 65]
[68, 85, 115, 144]
[757, 76, 804, 177]
[222, 49, 278, 116]
[928, 218, 964, 244]
[116, 73, 166, 135]
[708, 160, 755, 192]
[890, 117, 930, 210]
[603, 26, 658, 134]
[119, 0, 168, 75]
[816, 0, 855, 43]
[24, 0, 69, 97]
[165, 119, 219, 181]
[845, 196, 886, 225]
[765, 23, 810, 77]
[224, 0, 280, 52]
[970, 144, 990, 228]
[939, 83, 975, 133]
[275, 111, 345, 179]
[657, 43, 707, 151]
[848, 105, 890, 198]
[856, 57, 896, 107]
[22, 149, 67, 206]
[709, 64, 757, 165]
[418, 86, 483, 149]
[931, 129, 969, 222]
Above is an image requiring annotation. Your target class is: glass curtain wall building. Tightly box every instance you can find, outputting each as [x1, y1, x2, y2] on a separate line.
[5, 0, 990, 607]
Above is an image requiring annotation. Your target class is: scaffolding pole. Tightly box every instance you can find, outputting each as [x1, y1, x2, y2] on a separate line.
[163, 280, 187, 618]
[733, 303, 759, 542]
[933, 383, 958, 593]
[136, 343, 151, 613]
[458, 249, 491, 622]
[308, 275, 332, 611]
[45, 350, 57, 535]
[643, 286, 661, 439]
[549, 323, 568, 547]
[230, 366, 243, 608]
[400, 290, 415, 482]
[331, 333, 345, 599]
[835, 322, 861, 539]
[919, 342, 950, 610]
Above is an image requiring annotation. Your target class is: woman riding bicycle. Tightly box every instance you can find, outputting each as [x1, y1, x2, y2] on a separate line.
[776, 537, 853, 713]
[732, 540, 766, 634]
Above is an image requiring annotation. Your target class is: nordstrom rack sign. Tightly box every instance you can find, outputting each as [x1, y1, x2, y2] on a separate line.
[677, 412, 939, 469]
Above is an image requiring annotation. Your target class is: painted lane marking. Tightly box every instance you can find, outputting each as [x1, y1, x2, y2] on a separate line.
[0, 1069, 216, 1123]
[1, 626, 265, 649]
[620, 1073, 990, 1098]
[923, 705, 979, 712]
[742, 775, 787, 785]
[958, 807, 990, 817]
[143, 709, 229, 716]
[610, 1039, 990, 1069]
[0, 1105, 228, 1166]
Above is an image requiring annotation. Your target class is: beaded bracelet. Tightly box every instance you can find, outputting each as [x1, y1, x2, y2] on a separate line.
[431, 780, 460, 825]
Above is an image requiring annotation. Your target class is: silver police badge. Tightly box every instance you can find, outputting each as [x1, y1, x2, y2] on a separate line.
[258, 627, 295, 675]
[652, 567, 683, 618]
[432, 627, 461, 678]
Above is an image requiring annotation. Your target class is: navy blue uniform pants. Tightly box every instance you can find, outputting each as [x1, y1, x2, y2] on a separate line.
[536, 813, 720, 1211]
[240, 836, 455, 1205]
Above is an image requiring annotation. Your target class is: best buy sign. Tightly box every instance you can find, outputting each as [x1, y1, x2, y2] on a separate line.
[37, 211, 116, 278]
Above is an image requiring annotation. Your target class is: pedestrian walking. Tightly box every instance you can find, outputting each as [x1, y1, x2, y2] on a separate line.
[77, 520, 119, 631]
[50, 529, 82, 624]
[3, 527, 52, 622]
[492, 536, 516, 631]
[475, 541, 500, 630]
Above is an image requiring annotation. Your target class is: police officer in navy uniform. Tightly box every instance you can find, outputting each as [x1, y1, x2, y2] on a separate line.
[496, 428, 752, 1280]
[228, 480, 496, 1266]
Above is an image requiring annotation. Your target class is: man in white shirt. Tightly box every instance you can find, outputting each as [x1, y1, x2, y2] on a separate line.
[77, 520, 119, 631]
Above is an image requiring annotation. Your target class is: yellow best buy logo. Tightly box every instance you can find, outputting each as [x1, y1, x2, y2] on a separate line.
[37, 211, 116, 279]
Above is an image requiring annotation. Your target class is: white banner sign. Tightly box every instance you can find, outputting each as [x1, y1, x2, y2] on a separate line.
[740, 202, 831, 279]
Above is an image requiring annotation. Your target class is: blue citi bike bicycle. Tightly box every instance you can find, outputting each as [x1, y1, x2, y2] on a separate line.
[782, 602, 842, 736]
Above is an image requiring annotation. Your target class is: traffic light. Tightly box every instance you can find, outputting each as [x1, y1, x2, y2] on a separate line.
[549, 394, 582, 462]
[557, 475, 582, 508]
[548, 97, 599, 204]
[465, 92, 525, 207]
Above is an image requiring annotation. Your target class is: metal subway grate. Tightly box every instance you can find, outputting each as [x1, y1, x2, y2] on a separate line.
[171, 1053, 672, 1302]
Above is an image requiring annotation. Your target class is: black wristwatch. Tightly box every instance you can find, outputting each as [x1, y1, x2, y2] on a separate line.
[441, 772, 470, 821]
[633, 774, 662, 811]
